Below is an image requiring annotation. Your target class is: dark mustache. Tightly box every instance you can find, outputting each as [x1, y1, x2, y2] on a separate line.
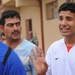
[12, 30, 20, 34]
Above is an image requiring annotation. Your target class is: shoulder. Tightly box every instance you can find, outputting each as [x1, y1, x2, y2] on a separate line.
[47, 38, 64, 53]
[0, 42, 26, 75]
[5, 49, 26, 74]
[0, 42, 8, 50]
[45, 38, 64, 61]
[22, 39, 37, 53]
[0, 42, 20, 62]
[21, 39, 36, 48]
[50, 38, 64, 48]
[7, 50, 21, 63]
[0, 42, 9, 62]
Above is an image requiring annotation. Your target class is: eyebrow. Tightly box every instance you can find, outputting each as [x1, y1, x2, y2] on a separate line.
[6, 22, 20, 25]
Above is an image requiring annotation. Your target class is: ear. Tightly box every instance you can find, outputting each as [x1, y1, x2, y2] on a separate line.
[0, 25, 4, 32]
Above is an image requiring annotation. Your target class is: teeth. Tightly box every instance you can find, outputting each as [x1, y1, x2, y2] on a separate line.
[61, 27, 69, 30]
[64, 28, 69, 30]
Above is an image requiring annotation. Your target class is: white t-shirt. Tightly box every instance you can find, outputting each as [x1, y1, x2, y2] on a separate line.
[46, 38, 75, 75]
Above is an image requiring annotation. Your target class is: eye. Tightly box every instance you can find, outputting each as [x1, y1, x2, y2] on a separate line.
[59, 17, 63, 21]
[6, 23, 14, 27]
[15, 22, 21, 26]
[66, 17, 73, 21]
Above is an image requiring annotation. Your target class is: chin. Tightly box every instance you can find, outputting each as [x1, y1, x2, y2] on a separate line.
[13, 39, 19, 41]
[13, 37, 20, 40]
[61, 33, 67, 35]
[61, 34, 71, 37]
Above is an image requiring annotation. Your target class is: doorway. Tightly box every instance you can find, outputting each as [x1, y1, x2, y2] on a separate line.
[25, 19, 32, 39]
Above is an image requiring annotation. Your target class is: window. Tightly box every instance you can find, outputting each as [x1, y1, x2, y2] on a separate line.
[45, 0, 58, 20]
[67, 0, 74, 2]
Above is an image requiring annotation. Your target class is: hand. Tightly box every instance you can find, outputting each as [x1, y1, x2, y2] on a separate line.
[29, 47, 48, 75]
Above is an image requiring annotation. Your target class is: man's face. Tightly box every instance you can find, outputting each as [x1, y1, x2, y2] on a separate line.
[28, 33, 32, 39]
[59, 11, 75, 37]
[2, 17, 22, 41]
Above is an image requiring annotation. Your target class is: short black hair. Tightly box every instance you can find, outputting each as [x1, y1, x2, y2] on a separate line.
[58, 2, 75, 13]
[0, 10, 21, 26]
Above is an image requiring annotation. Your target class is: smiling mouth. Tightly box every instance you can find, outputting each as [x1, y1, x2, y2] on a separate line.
[61, 27, 70, 30]
[60, 27, 70, 33]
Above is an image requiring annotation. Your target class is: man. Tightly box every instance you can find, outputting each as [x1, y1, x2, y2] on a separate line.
[29, 2, 75, 75]
[0, 5, 26, 75]
[0, 10, 37, 75]
[1, 32, 6, 41]
[28, 31, 38, 46]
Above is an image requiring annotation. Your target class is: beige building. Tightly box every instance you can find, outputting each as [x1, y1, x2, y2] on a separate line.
[0, 0, 74, 54]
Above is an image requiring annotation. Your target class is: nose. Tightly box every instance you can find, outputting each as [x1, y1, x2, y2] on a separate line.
[13, 24, 18, 30]
[60, 19, 67, 26]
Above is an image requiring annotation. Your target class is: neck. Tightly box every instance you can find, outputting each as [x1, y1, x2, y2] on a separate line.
[65, 36, 75, 46]
[4, 38, 23, 49]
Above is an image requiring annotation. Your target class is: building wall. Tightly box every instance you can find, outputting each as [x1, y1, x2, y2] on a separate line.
[42, 0, 67, 53]
[2, 6, 19, 12]
[20, 6, 42, 48]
